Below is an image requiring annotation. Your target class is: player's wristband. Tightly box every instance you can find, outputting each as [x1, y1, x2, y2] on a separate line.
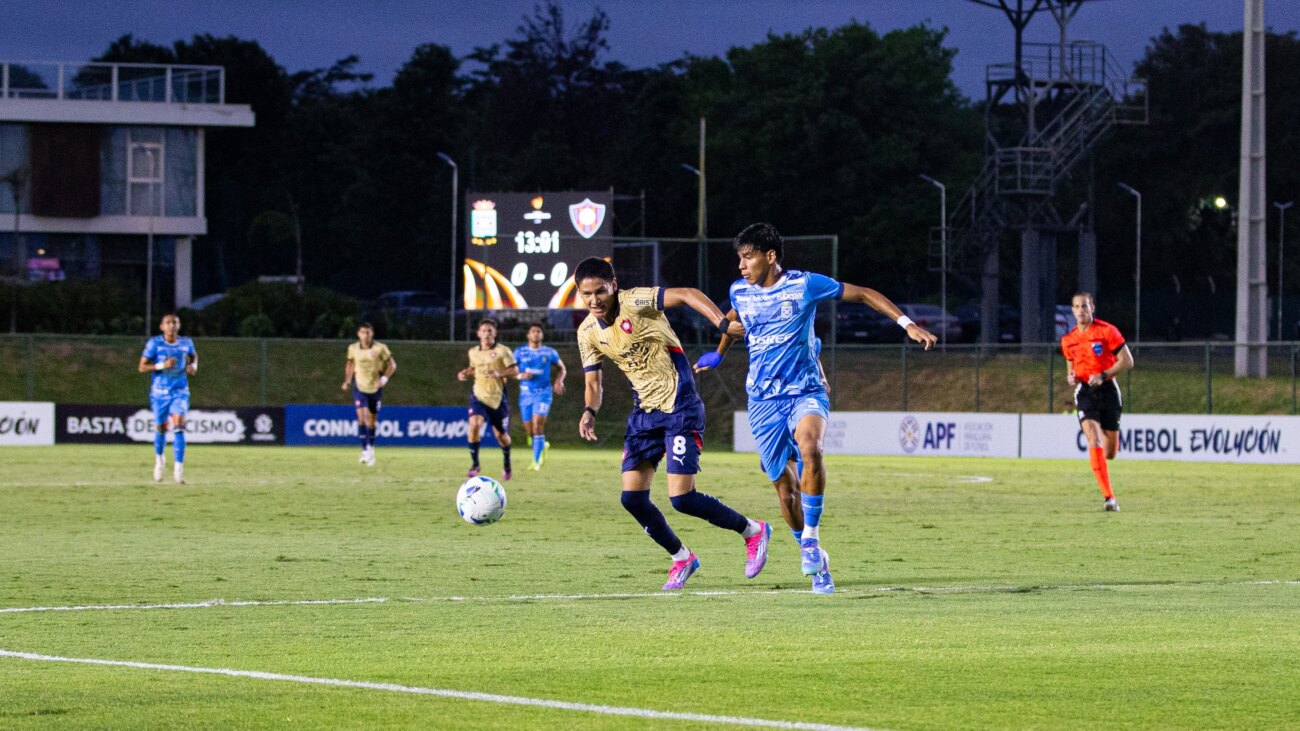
[154, 362, 166, 371]
[379, 375, 389, 387]
[695, 351, 723, 370]
[896, 315, 915, 329]
[716, 317, 731, 335]
[584, 406, 598, 418]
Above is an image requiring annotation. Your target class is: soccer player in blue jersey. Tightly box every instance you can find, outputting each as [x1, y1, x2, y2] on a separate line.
[513, 324, 567, 471]
[136, 313, 198, 484]
[573, 257, 770, 591]
[697, 223, 937, 593]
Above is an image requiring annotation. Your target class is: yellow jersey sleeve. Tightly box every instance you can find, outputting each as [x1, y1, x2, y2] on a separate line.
[577, 317, 604, 372]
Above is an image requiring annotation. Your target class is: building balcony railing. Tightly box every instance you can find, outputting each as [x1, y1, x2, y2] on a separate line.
[0, 61, 225, 105]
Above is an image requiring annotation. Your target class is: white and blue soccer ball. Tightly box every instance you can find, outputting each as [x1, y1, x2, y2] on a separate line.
[456, 476, 507, 525]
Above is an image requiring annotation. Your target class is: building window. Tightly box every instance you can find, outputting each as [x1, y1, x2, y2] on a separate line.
[127, 128, 163, 217]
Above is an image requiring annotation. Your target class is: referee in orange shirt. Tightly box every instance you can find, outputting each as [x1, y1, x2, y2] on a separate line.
[1060, 292, 1134, 511]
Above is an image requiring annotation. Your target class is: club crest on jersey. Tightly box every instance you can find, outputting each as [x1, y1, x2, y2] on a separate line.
[1092, 342, 1104, 356]
[620, 318, 633, 334]
[569, 198, 606, 239]
[779, 301, 794, 319]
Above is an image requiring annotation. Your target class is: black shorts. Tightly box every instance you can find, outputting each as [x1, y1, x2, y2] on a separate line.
[1075, 379, 1122, 431]
[352, 380, 383, 413]
[469, 393, 510, 433]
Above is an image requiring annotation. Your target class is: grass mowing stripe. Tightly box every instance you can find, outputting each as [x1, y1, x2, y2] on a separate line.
[0, 649, 887, 731]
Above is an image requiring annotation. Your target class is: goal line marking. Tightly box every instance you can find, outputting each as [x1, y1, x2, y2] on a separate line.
[0, 597, 387, 615]
[0, 648, 884, 731]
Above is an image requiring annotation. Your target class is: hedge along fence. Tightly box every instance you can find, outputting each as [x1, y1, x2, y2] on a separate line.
[2, 336, 1298, 448]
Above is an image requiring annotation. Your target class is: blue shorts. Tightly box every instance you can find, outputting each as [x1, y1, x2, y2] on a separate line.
[748, 392, 830, 482]
[352, 381, 384, 413]
[150, 391, 190, 424]
[519, 390, 553, 421]
[621, 399, 704, 475]
[469, 393, 510, 433]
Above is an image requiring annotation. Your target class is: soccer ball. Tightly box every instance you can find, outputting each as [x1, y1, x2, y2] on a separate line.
[456, 476, 507, 525]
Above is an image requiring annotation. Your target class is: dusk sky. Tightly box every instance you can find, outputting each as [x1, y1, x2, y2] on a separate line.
[8, 1, 1300, 99]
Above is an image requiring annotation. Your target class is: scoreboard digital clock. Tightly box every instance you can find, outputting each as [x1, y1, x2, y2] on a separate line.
[463, 191, 612, 310]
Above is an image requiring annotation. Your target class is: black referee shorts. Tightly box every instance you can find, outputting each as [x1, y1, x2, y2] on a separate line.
[1075, 379, 1122, 431]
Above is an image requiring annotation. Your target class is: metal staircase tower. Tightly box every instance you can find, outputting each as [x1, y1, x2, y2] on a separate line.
[937, 1, 1147, 343]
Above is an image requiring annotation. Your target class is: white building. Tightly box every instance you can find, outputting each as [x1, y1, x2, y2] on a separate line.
[0, 60, 254, 307]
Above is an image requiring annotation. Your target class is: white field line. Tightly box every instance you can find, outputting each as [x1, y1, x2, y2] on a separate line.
[3, 580, 1297, 616]
[0, 648, 883, 731]
[0, 597, 387, 615]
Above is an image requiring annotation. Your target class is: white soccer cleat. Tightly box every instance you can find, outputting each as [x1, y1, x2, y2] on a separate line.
[173, 463, 186, 485]
[1103, 497, 1120, 512]
[358, 450, 369, 464]
[364, 451, 376, 467]
[153, 458, 164, 483]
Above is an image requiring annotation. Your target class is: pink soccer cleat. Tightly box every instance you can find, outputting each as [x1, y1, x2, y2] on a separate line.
[466, 466, 481, 478]
[501, 468, 512, 482]
[662, 553, 700, 590]
[744, 521, 772, 579]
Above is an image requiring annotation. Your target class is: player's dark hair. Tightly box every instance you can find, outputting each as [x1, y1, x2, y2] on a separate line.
[574, 257, 615, 284]
[478, 318, 498, 329]
[1072, 291, 1095, 307]
[358, 322, 374, 331]
[733, 223, 784, 263]
[528, 323, 544, 332]
[160, 312, 179, 321]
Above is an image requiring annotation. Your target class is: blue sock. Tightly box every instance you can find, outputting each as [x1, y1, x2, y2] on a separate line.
[173, 429, 186, 464]
[621, 490, 683, 555]
[801, 494, 824, 543]
[153, 430, 166, 457]
[358, 423, 369, 450]
[670, 489, 748, 533]
[791, 528, 802, 545]
[533, 435, 545, 462]
[367, 424, 376, 448]
[469, 442, 480, 467]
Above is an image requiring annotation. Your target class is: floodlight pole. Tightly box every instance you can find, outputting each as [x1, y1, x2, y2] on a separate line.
[1118, 183, 1141, 343]
[920, 174, 947, 349]
[437, 153, 458, 341]
[1277, 201, 1294, 341]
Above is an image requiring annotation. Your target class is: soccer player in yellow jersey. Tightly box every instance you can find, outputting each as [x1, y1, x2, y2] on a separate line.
[573, 257, 771, 591]
[341, 322, 395, 466]
[457, 318, 518, 480]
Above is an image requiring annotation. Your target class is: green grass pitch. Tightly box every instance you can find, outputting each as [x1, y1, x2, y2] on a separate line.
[2, 444, 1298, 729]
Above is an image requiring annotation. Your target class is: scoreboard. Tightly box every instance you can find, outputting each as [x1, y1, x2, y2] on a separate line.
[463, 191, 613, 310]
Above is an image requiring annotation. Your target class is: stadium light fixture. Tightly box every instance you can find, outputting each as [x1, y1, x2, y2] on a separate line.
[1118, 183, 1142, 343]
[436, 153, 457, 341]
[1215, 196, 1229, 210]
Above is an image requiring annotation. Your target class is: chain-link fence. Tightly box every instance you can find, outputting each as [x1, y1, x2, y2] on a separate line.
[3, 335, 1297, 448]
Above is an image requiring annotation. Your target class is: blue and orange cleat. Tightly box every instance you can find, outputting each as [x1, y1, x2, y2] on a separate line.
[744, 521, 772, 579]
[662, 553, 699, 590]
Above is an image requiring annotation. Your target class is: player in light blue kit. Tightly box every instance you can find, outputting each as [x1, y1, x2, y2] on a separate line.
[513, 324, 567, 471]
[136, 313, 198, 484]
[696, 223, 936, 593]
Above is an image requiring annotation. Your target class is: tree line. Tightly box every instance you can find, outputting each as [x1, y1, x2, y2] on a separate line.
[74, 4, 1300, 339]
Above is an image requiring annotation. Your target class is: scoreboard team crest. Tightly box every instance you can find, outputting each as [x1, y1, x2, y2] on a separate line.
[464, 191, 613, 310]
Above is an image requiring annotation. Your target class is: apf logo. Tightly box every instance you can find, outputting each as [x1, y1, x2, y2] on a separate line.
[569, 198, 606, 239]
[899, 415, 921, 453]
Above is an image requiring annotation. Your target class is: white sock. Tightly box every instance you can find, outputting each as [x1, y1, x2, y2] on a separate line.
[741, 519, 763, 538]
[670, 546, 692, 562]
[801, 525, 820, 543]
